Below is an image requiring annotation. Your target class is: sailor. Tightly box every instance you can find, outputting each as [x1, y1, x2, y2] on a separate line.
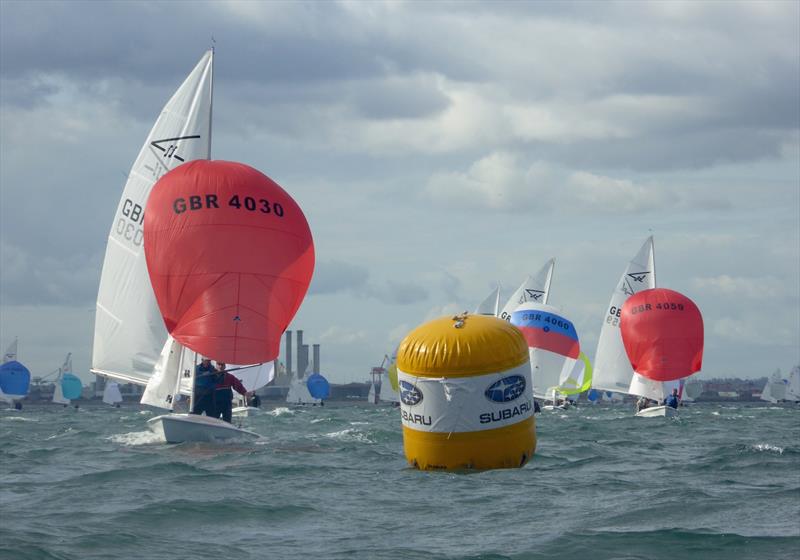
[211, 362, 251, 423]
[635, 396, 649, 413]
[664, 388, 680, 409]
[191, 357, 217, 417]
[247, 392, 261, 408]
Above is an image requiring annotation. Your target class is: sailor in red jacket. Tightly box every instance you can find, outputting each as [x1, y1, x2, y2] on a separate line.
[212, 362, 251, 423]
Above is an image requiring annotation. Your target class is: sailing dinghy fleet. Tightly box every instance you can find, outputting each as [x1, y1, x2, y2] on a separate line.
[470, 237, 708, 417]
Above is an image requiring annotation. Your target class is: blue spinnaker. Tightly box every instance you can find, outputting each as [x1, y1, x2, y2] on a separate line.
[306, 373, 330, 399]
[0, 361, 31, 396]
[61, 373, 83, 400]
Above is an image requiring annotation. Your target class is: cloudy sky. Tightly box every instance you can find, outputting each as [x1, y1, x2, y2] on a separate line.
[1, 0, 798, 384]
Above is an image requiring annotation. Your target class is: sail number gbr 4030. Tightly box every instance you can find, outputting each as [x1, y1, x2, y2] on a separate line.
[172, 194, 285, 217]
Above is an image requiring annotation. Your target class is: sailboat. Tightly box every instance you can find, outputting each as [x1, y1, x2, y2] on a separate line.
[621, 287, 704, 418]
[759, 369, 786, 404]
[89, 50, 248, 442]
[786, 366, 800, 403]
[590, 237, 673, 415]
[286, 363, 319, 405]
[102, 381, 123, 407]
[91, 50, 313, 443]
[52, 353, 82, 407]
[511, 302, 582, 409]
[475, 285, 501, 316]
[231, 362, 275, 417]
[381, 352, 400, 405]
[498, 259, 554, 321]
[0, 338, 30, 408]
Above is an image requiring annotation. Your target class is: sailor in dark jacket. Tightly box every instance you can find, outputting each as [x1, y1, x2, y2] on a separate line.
[191, 357, 217, 416]
[211, 362, 250, 423]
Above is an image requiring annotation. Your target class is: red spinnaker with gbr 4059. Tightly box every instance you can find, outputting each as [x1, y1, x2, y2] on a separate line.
[620, 288, 703, 382]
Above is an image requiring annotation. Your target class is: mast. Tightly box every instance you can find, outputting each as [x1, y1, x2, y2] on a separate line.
[208, 47, 214, 159]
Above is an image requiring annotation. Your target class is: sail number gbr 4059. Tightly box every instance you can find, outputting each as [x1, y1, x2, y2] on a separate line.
[172, 194, 285, 217]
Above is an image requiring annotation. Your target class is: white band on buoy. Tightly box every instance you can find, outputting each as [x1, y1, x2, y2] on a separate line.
[398, 361, 533, 433]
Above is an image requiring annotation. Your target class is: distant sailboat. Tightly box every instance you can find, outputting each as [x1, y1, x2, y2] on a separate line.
[52, 353, 82, 406]
[498, 259, 554, 321]
[760, 369, 786, 404]
[786, 366, 800, 403]
[102, 381, 123, 407]
[475, 285, 501, 316]
[591, 237, 677, 414]
[286, 363, 319, 405]
[621, 287, 704, 418]
[0, 338, 30, 408]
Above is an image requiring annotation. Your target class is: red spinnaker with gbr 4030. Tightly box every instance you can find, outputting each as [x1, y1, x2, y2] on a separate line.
[143, 160, 314, 365]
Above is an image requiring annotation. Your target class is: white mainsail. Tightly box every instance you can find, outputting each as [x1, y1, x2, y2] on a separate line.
[286, 364, 318, 405]
[3, 338, 17, 363]
[52, 353, 73, 405]
[91, 50, 214, 387]
[786, 366, 800, 402]
[474, 285, 501, 316]
[592, 237, 656, 394]
[760, 369, 785, 404]
[498, 259, 554, 321]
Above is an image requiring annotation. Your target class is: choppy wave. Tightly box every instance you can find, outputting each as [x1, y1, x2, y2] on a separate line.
[0, 401, 797, 560]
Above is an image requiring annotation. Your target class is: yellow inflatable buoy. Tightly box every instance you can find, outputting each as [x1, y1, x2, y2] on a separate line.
[397, 313, 536, 470]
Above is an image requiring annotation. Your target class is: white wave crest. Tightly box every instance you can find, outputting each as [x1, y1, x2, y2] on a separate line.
[266, 407, 294, 416]
[324, 428, 372, 443]
[1, 416, 37, 422]
[108, 430, 163, 446]
[751, 443, 784, 454]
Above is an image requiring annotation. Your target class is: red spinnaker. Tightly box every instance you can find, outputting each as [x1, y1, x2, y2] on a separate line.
[620, 288, 703, 382]
[144, 160, 314, 365]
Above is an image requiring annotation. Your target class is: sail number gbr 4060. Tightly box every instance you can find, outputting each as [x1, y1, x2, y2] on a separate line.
[172, 194, 285, 217]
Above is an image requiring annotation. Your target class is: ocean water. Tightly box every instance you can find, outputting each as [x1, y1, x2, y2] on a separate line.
[1, 401, 798, 560]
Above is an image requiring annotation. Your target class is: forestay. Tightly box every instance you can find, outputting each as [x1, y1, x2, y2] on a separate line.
[91, 51, 214, 386]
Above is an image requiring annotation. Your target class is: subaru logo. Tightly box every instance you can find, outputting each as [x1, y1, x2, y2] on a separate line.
[400, 380, 423, 406]
[485, 375, 526, 403]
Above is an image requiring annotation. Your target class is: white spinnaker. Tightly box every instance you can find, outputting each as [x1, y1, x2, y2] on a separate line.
[103, 382, 123, 405]
[498, 259, 554, 321]
[475, 285, 501, 316]
[91, 51, 214, 387]
[592, 237, 656, 394]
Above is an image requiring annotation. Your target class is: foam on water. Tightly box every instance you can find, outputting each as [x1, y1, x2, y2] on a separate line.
[750, 443, 785, 454]
[267, 406, 294, 416]
[107, 429, 164, 446]
[1, 416, 37, 422]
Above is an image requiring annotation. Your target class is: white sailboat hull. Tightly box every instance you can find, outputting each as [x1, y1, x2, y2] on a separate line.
[635, 405, 678, 418]
[232, 406, 260, 417]
[147, 413, 260, 443]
